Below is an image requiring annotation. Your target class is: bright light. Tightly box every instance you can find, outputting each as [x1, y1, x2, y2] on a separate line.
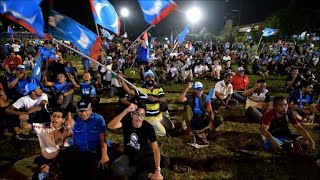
[121, 8, 129, 17]
[186, 7, 202, 23]
[164, 37, 168, 40]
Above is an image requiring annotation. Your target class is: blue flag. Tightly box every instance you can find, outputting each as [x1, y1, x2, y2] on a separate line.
[138, 0, 177, 25]
[177, 25, 189, 44]
[7, 25, 13, 34]
[90, 0, 121, 36]
[262, 28, 279, 37]
[32, 53, 42, 82]
[100, 28, 113, 41]
[0, 0, 45, 38]
[48, 9, 102, 60]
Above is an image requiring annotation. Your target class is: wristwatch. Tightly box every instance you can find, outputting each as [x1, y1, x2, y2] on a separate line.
[155, 166, 161, 171]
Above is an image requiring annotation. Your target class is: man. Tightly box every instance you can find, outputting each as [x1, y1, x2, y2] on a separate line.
[260, 96, 315, 154]
[44, 73, 74, 110]
[120, 70, 174, 136]
[5, 83, 50, 139]
[7, 65, 41, 101]
[3, 52, 22, 75]
[137, 39, 149, 81]
[232, 67, 249, 103]
[288, 81, 320, 123]
[244, 79, 271, 122]
[20, 108, 72, 179]
[108, 103, 169, 180]
[62, 100, 109, 179]
[285, 67, 302, 93]
[178, 81, 223, 144]
[212, 73, 238, 110]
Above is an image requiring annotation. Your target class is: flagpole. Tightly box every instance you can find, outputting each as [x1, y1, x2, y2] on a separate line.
[170, 41, 179, 54]
[256, 34, 263, 56]
[51, 38, 147, 97]
[126, 25, 155, 52]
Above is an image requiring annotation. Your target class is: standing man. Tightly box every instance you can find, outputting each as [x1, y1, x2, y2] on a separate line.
[62, 100, 109, 179]
[109, 103, 169, 180]
[260, 96, 315, 154]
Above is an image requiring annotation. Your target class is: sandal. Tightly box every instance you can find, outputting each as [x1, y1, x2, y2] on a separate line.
[173, 165, 191, 174]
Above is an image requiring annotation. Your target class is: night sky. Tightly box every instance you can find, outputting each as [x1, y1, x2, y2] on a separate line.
[3, 0, 317, 39]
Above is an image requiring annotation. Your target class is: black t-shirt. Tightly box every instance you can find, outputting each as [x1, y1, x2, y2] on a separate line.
[285, 74, 302, 89]
[121, 115, 157, 158]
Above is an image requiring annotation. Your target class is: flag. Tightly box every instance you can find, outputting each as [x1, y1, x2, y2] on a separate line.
[177, 24, 189, 44]
[32, 53, 42, 81]
[7, 25, 13, 34]
[170, 30, 173, 44]
[122, 32, 128, 38]
[100, 28, 114, 41]
[0, 0, 45, 38]
[138, 0, 177, 25]
[48, 9, 102, 60]
[262, 28, 279, 37]
[141, 32, 149, 47]
[89, 0, 121, 35]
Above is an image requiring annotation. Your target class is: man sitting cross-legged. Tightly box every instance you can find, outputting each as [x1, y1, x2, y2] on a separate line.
[178, 81, 223, 144]
[260, 96, 315, 155]
[108, 103, 170, 180]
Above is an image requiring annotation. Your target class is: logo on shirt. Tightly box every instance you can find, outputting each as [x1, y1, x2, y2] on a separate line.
[127, 133, 140, 150]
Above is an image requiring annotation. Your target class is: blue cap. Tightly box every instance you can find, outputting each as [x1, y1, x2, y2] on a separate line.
[24, 83, 39, 95]
[144, 70, 155, 79]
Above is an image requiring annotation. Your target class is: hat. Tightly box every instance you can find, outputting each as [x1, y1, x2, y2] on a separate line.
[24, 83, 39, 95]
[193, 81, 203, 89]
[144, 70, 155, 79]
[238, 67, 245, 72]
[106, 56, 112, 61]
[77, 100, 92, 111]
[16, 65, 25, 70]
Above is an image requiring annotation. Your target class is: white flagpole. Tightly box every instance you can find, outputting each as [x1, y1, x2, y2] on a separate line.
[256, 34, 263, 56]
[51, 38, 147, 97]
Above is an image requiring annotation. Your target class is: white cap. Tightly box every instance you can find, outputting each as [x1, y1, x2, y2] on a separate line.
[193, 81, 203, 89]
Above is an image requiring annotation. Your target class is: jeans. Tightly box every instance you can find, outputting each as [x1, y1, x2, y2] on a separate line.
[232, 92, 246, 103]
[245, 107, 263, 123]
[211, 98, 238, 110]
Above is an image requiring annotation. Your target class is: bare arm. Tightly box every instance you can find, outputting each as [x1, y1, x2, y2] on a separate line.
[178, 82, 192, 103]
[260, 124, 282, 150]
[108, 103, 137, 129]
[5, 104, 26, 116]
[150, 141, 163, 179]
[27, 100, 47, 114]
[293, 123, 315, 153]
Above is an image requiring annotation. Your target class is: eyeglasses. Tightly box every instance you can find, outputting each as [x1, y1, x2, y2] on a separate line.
[195, 88, 203, 91]
[132, 111, 146, 118]
[51, 114, 63, 118]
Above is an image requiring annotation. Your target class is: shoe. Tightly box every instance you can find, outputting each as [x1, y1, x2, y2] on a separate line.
[173, 165, 191, 174]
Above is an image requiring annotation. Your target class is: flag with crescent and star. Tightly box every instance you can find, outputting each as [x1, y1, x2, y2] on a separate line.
[90, 0, 121, 36]
[0, 0, 45, 38]
[48, 9, 102, 60]
[138, 0, 177, 25]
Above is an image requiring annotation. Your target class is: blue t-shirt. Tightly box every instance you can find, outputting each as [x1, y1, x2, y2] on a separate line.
[8, 76, 40, 95]
[288, 90, 312, 108]
[137, 46, 149, 63]
[73, 113, 106, 152]
[194, 97, 204, 115]
[53, 82, 72, 94]
[39, 47, 56, 61]
[79, 81, 96, 98]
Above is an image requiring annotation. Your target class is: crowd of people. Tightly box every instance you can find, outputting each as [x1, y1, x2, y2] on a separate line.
[0, 37, 320, 179]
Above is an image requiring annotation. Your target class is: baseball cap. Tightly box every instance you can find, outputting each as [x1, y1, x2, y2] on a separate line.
[24, 83, 39, 95]
[238, 67, 245, 72]
[193, 81, 203, 89]
[77, 100, 92, 112]
[106, 56, 112, 60]
[16, 65, 25, 70]
[144, 70, 155, 79]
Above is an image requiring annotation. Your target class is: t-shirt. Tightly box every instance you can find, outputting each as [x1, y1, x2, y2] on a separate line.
[13, 93, 48, 110]
[285, 75, 302, 89]
[8, 76, 40, 95]
[245, 89, 271, 109]
[232, 74, 249, 91]
[288, 90, 312, 108]
[121, 115, 156, 158]
[261, 109, 298, 137]
[11, 44, 21, 52]
[79, 81, 96, 98]
[33, 123, 69, 159]
[53, 82, 73, 95]
[213, 80, 233, 100]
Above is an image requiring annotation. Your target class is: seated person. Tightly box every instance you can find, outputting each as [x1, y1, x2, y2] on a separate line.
[20, 108, 72, 179]
[178, 81, 223, 144]
[285, 67, 302, 93]
[288, 81, 320, 123]
[5, 83, 50, 140]
[211, 73, 238, 110]
[231, 67, 249, 103]
[211, 59, 222, 81]
[108, 103, 170, 180]
[3, 52, 22, 75]
[193, 60, 211, 79]
[244, 79, 271, 122]
[68, 72, 100, 106]
[44, 73, 74, 110]
[260, 96, 315, 155]
[0, 90, 10, 139]
[252, 59, 268, 76]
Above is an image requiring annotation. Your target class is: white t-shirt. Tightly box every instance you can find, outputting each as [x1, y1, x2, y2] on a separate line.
[213, 80, 233, 100]
[33, 123, 69, 159]
[167, 67, 178, 77]
[194, 65, 209, 74]
[11, 44, 21, 52]
[13, 93, 48, 110]
[212, 65, 222, 72]
[222, 55, 231, 61]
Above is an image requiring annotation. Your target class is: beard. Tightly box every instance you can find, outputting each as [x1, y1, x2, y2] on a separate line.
[146, 80, 155, 87]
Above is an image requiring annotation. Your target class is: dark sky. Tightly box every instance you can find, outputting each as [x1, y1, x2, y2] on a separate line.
[6, 0, 314, 38]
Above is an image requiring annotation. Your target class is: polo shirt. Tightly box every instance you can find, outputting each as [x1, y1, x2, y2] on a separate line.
[213, 80, 233, 100]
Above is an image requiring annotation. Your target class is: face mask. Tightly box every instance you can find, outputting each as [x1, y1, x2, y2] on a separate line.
[146, 80, 155, 87]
